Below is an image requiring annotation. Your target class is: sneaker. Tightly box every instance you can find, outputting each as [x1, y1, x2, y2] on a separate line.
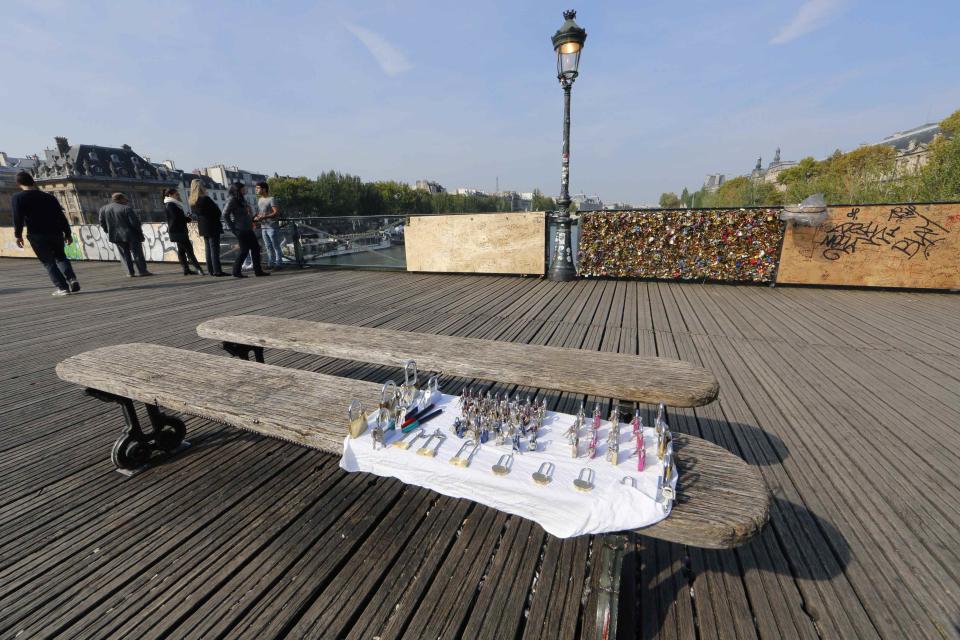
[68, 280, 81, 293]
[233, 273, 247, 278]
[139, 271, 154, 277]
[52, 289, 69, 297]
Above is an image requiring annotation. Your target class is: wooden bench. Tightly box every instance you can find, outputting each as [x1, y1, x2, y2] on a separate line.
[56, 343, 766, 549]
[57, 343, 767, 639]
[196, 315, 720, 408]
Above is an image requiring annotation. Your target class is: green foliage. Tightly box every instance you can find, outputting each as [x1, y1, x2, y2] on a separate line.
[658, 192, 682, 208]
[910, 135, 960, 201]
[668, 108, 960, 208]
[531, 189, 557, 211]
[269, 172, 384, 217]
[698, 177, 784, 208]
[940, 108, 960, 137]
[268, 173, 515, 217]
[908, 108, 960, 201]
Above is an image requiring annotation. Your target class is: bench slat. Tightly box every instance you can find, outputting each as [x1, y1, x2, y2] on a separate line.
[56, 343, 767, 548]
[196, 315, 720, 407]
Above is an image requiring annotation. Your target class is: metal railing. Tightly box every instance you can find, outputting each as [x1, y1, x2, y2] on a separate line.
[219, 216, 408, 271]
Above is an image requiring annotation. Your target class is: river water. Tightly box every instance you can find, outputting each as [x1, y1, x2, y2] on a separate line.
[304, 244, 407, 269]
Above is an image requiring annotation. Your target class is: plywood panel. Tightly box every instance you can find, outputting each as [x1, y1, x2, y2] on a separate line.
[0, 227, 38, 258]
[405, 212, 545, 275]
[776, 203, 960, 289]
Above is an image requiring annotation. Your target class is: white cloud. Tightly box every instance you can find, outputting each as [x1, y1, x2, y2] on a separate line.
[345, 23, 412, 76]
[770, 0, 847, 45]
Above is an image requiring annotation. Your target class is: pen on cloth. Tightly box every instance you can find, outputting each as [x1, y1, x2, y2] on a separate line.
[401, 403, 435, 428]
[401, 409, 443, 433]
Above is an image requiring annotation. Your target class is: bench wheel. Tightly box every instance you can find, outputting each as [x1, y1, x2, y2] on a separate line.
[111, 435, 151, 470]
[154, 417, 187, 453]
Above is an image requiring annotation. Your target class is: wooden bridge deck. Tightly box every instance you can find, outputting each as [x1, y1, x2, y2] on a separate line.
[0, 257, 958, 639]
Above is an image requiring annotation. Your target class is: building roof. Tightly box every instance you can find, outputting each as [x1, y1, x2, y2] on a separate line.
[153, 164, 226, 191]
[877, 123, 941, 152]
[0, 152, 39, 171]
[32, 137, 176, 184]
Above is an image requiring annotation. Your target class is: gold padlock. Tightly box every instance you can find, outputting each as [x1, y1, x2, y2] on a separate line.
[379, 380, 399, 430]
[347, 400, 368, 439]
[657, 430, 672, 460]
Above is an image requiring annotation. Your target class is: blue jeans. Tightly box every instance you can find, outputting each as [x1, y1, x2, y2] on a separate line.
[28, 234, 77, 290]
[203, 235, 222, 274]
[261, 227, 283, 267]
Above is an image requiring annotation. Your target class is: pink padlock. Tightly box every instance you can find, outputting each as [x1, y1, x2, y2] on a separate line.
[636, 432, 646, 471]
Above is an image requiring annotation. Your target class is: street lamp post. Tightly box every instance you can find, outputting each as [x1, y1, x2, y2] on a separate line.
[548, 9, 586, 281]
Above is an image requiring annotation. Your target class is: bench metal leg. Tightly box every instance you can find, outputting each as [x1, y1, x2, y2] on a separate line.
[594, 533, 628, 640]
[85, 389, 189, 472]
[221, 341, 264, 363]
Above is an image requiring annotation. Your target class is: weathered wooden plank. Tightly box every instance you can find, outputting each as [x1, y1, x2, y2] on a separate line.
[56, 343, 766, 549]
[5, 257, 960, 638]
[196, 314, 720, 407]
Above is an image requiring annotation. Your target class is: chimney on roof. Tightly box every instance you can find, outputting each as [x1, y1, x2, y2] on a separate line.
[54, 136, 70, 156]
[122, 144, 132, 151]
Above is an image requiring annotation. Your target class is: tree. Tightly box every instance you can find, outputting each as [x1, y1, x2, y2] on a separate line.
[680, 187, 691, 207]
[701, 176, 783, 207]
[268, 176, 320, 216]
[658, 192, 682, 208]
[531, 189, 556, 210]
[940, 108, 960, 137]
[911, 110, 960, 201]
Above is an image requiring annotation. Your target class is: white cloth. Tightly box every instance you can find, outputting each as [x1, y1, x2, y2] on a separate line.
[339, 392, 677, 538]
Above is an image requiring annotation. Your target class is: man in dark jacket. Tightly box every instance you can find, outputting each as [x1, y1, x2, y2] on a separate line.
[98, 192, 152, 277]
[224, 182, 268, 278]
[12, 171, 81, 296]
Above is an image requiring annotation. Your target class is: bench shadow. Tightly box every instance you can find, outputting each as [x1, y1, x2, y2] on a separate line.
[670, 420, 789, 466]
[622, 496, 851, 639]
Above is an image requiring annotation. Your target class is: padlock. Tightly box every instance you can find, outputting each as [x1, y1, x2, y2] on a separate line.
[347, 399, 368, 439]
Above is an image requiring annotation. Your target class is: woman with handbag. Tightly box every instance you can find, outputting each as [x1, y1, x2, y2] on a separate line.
[189, 179, 227, 276]
[163, 188, 204, 275]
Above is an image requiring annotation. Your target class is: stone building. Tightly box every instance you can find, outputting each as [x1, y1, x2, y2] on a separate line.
[751, 148, 797, 191]
[196, 164, 266, 211]
[0, 151, 39, 173]
[571, 193, 604, 212]
[0, 168, 16, 226]
[30, 137, 177, 224]
[415, 179, 445, 194]
[157, 161, 228, 214]
[702, 174, 725, 193]
[877, 123, 942, 176]
[0, 152, 41, 225]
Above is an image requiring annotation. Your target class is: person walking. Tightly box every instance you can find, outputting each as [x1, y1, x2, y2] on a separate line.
[254, 181, 283, 270]
[189, 179, 226, 276]
[98, 192, 152, 277]
[163, 188, 204, 276]
[11, 171, 81, 296]
[224, 182, 268, 278]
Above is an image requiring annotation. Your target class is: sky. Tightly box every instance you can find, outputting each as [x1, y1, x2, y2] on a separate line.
[2, 0, 960, 205]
